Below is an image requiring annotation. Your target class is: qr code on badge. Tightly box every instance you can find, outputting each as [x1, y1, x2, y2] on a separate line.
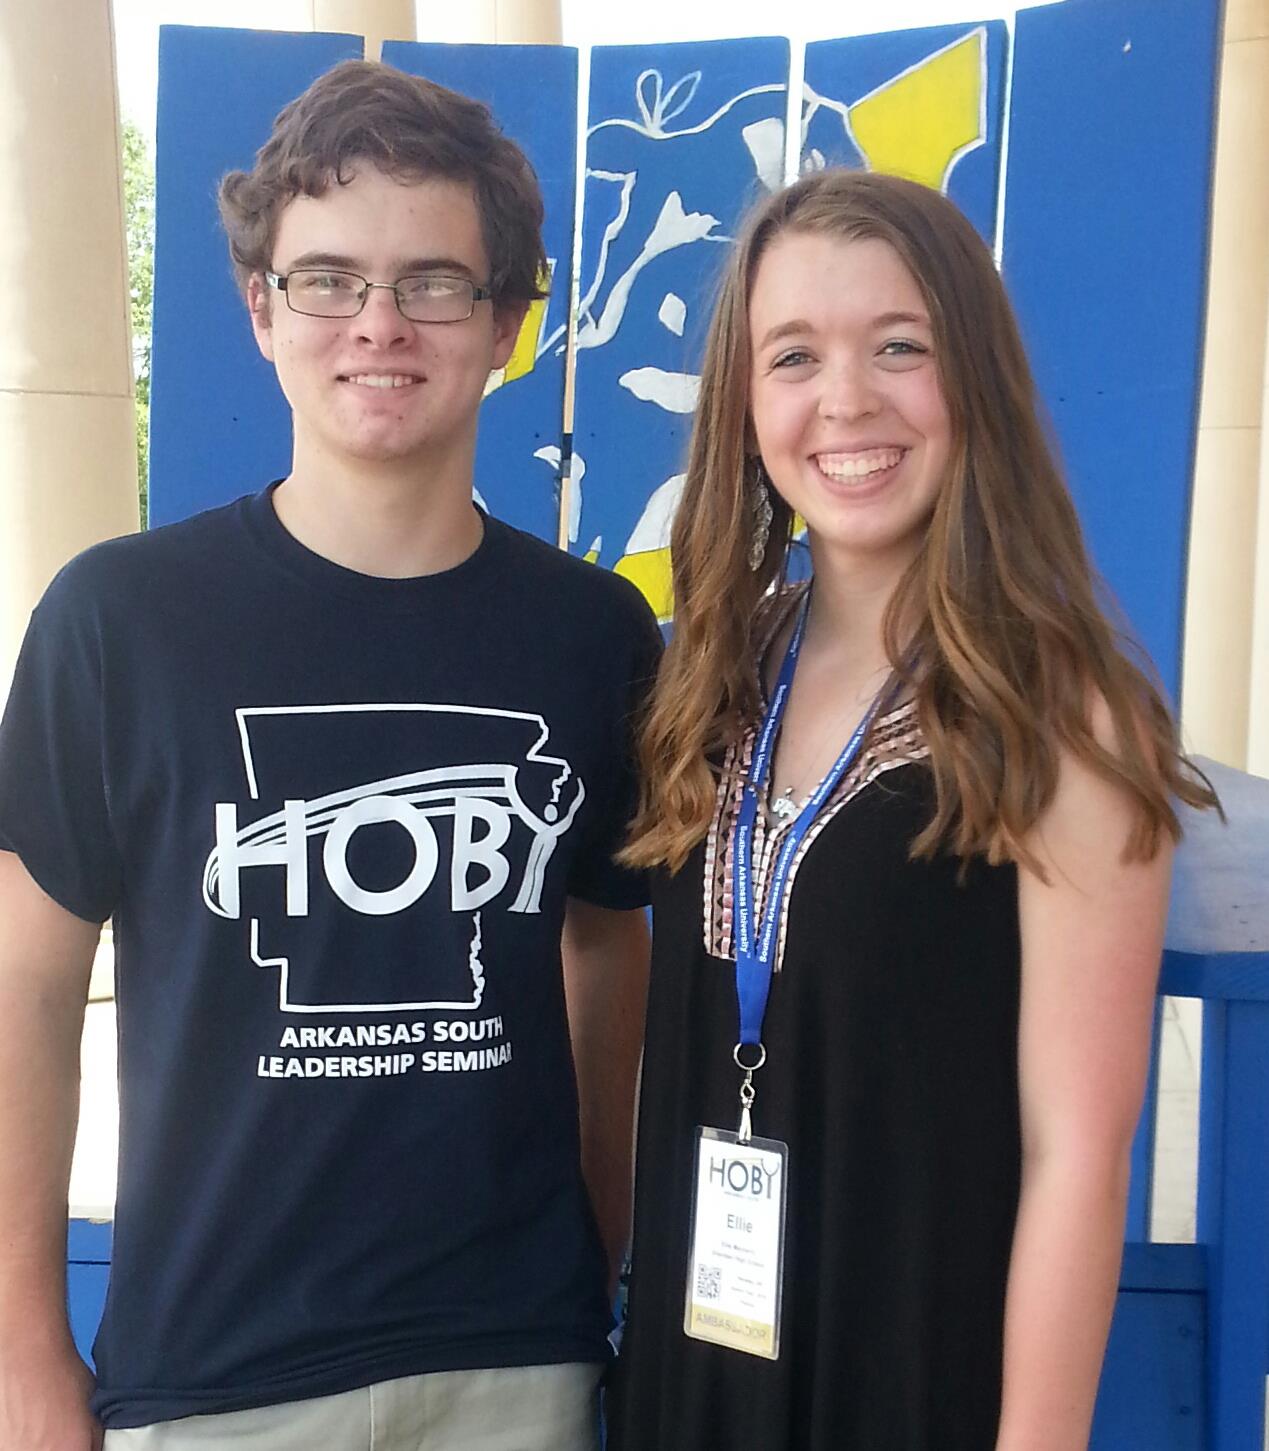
[696, 1264, 722, 1301]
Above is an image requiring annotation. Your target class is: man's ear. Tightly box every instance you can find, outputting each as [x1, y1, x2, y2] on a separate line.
[491, 301, 531, 372]
[246, 274, 275, 362]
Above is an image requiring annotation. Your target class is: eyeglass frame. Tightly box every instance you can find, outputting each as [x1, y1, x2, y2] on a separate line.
[263, 268, 494, 323]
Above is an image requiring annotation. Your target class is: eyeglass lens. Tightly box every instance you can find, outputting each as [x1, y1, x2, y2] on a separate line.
[284, 270, 477, 322]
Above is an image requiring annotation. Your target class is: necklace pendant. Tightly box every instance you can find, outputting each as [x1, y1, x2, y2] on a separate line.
[770, 787, 797, 820]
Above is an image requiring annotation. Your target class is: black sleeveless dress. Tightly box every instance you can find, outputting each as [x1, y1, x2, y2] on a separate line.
[606, 700, 1022, 1451]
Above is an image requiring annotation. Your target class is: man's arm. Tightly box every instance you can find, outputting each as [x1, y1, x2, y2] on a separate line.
[561, 899, 651, 1299]
[0, 850, 103, 1451]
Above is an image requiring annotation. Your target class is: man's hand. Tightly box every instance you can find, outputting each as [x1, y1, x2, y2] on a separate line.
[0, 1341, 102, 1450]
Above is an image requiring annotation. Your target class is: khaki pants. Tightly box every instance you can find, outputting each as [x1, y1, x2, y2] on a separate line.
[103, 1362, 603, 1451]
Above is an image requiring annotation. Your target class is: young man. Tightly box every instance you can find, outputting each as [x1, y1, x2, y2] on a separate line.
[0, 61, 657, 1450]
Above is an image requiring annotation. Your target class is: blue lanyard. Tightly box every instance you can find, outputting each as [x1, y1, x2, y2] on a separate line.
[731, 594, 888, 1051]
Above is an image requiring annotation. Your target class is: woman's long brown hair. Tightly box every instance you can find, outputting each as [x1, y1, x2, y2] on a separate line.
[623, 170, 1217, 874]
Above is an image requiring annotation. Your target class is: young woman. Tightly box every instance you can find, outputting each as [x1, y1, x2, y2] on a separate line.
[604, 171, 1216, 1451]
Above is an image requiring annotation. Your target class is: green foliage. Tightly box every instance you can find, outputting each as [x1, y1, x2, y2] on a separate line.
[122, 119, 155, 525]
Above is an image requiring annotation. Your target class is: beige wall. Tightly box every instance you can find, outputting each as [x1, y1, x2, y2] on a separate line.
[1181, 0, 1269, 775]
[0, 0, 139, 695]
[310, 0, 568, 53]
[1241, 5, 1269, 779]
[415, 0, 562, 43]
[310, 0, 416, 57]
[241, 0, 563, 46]
[1252, 294, 1269, 777]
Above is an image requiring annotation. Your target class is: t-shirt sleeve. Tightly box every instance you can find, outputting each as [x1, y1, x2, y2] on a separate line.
[567, 593, 663, 911]
[0, 577, 121, 923]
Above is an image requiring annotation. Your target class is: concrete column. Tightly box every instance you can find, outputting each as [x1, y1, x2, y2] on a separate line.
[416, 0, 562, 44]
[1181, 0, 1269, 770]
[0, 0, 139, 695]
[311, 0, 416, 58]
[1249, 286, 1269, 776]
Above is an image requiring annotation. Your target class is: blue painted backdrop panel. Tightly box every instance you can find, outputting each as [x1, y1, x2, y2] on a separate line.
[1090, 1288, 1206, 1450]
[1002, 0, 1222, 702]
[68, 1263, 110, 1366]
[150, 27, 364, 527]
[382, 42, 578, 543]
[803, 20, 1008, 244]
[67, 1220, 112, 1366]
[572, 38, 791, 620]
[1199, 997, 1269, 1449]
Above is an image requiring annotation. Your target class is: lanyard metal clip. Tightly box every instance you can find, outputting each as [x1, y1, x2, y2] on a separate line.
[733, 1041, 766, 1144]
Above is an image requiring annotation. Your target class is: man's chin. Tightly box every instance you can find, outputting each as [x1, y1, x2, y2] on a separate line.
[325, 433, 433, 469]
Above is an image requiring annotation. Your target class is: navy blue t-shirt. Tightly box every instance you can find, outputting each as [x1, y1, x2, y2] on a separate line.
[0, 487, 660, 1428]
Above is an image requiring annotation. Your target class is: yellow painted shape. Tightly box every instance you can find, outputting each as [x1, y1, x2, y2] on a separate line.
[847, 30, 984, 192]
[614, 547, 674, 623]
[503, 294, 549, 384]
[584, 546, 601, 564]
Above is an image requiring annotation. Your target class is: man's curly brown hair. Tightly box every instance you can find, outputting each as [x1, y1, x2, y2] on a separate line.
[218, 59, 547, 310]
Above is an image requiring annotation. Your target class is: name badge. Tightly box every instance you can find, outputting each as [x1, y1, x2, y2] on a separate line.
[683, 1126, 788, 1359]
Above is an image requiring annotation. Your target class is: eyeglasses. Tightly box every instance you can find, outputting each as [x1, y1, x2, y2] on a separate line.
[264, 269, 492, 323]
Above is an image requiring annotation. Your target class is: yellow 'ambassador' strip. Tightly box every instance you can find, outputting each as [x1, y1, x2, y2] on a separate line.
[686, 1303, 778, 1359]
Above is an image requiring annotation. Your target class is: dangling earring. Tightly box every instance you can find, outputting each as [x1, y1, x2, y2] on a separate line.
[748, 456, 773, 571]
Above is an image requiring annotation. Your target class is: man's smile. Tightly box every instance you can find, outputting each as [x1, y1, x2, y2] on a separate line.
[338, 372, 425, 389]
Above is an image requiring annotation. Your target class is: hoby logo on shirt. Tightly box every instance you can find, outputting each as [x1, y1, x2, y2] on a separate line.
[201, 703, 584, 1014]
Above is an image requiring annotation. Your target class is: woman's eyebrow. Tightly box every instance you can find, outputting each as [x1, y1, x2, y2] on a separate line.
[872, 310, 931, 329]
[756, 311, 931, 349]
[756, 319, 814, 350]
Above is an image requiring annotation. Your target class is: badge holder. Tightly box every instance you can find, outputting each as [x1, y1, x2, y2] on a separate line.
[683, 1045, 788, 1360]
